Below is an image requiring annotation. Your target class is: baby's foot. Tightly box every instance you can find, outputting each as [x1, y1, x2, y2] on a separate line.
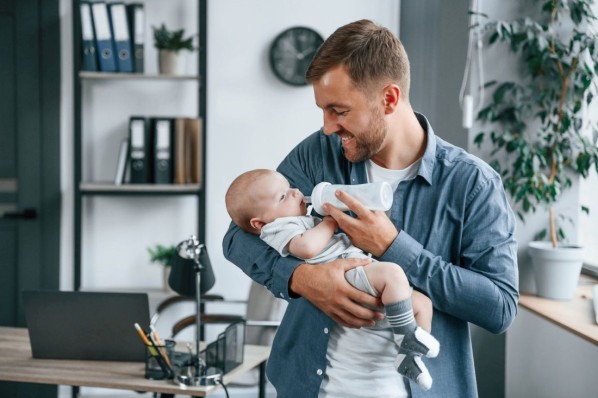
[395, 353, 433, 391]
[395, 327, 440, 358]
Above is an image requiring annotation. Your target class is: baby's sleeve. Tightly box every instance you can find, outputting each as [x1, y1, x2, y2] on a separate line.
[260, 216, 316, 258]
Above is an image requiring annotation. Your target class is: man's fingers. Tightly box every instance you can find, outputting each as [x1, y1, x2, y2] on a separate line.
[335, 189, 370, 218]
[340, 256, 371, 271]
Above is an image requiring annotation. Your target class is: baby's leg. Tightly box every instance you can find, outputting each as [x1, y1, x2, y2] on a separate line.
[361, 262, 439, 357]
[360, 262, 439, 390]
[412, 290, 433, 333]
[361, 261, 411, 305]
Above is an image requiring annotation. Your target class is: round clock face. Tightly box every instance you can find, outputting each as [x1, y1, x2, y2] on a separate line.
[269, 27, 324, 86]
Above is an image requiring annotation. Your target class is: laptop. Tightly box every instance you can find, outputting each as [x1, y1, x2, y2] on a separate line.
[23, 290, 150, 362]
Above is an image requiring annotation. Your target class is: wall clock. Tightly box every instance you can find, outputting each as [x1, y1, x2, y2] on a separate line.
[269, 26, 324, 86]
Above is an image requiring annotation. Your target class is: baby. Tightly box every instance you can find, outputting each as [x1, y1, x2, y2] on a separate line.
[225, 169, 440, 390]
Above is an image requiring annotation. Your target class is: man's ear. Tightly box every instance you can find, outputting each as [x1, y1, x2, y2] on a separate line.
[383, 84, 400, 114]
[249, 217, 266, 233]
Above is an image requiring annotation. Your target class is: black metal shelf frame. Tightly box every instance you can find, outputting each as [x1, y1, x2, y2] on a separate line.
[72, 0, 208, 290]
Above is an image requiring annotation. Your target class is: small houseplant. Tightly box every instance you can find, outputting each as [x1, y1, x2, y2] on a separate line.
[475, 0, 598, 299]
[152, 23, 196, 75]
[148, 244, 177, 291]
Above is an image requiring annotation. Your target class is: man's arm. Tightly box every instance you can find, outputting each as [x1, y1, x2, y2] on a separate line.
[327, 177, 519, 334]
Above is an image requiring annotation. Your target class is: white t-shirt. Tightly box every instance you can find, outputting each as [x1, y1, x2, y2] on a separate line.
[320, 158, 421, 398]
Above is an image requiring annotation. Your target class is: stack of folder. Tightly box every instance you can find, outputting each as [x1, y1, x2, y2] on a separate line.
[114, 116, 203, 185]
[80, 1, 144, 73]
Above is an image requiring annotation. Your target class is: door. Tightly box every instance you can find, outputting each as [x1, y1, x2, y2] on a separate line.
[0, 0, 60, 396]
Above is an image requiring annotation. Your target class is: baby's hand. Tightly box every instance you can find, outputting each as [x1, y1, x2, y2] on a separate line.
[323, 215, 338, 230]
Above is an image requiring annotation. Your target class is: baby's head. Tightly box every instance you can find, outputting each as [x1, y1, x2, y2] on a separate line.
[225, 169, 307, 234]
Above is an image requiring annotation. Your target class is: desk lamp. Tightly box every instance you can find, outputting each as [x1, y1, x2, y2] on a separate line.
[168, 235, 222, 386]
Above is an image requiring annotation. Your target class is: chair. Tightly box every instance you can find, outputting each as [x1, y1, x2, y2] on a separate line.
[151, 280, 286, 387]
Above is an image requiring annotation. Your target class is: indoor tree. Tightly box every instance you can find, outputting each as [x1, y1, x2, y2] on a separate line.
[475, 0, 598, 248]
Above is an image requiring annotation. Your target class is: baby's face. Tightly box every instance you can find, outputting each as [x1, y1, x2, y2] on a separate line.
[254, 172, 307, 223]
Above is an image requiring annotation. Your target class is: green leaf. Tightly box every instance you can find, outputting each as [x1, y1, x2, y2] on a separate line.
[534, 229, 547, 241]
[489, 31, 499, 44]
[474, 132, 485, 147]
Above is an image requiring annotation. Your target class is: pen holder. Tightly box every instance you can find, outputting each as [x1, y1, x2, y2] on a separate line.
[144, 339, 175, 380]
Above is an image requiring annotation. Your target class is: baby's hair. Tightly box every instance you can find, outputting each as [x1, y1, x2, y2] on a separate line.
[225, 169, 276, 234]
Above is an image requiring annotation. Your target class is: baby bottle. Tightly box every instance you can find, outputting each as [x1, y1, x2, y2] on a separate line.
[305, 181, 393, 216]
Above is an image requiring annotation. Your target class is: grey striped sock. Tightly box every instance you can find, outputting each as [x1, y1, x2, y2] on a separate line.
[385, 298, 417, 335]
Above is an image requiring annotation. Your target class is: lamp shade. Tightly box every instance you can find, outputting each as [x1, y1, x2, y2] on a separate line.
[168, 242, 215, 296]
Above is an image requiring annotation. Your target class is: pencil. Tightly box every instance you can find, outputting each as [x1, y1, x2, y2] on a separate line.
[134, 323, 159, 357]
[150, 325, 172, 368]
[134, 322, 151, 345]
[147, 331, 173, 377]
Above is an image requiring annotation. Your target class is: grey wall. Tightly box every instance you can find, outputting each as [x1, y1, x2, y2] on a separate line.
[400, 2, 505, 397]
[400, 0, 469, 149]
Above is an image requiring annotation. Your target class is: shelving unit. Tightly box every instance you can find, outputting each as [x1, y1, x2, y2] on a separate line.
[72, 0, 207, 291]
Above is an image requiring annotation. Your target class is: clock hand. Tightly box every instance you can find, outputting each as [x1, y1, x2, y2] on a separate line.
[296, 47, 316, 60]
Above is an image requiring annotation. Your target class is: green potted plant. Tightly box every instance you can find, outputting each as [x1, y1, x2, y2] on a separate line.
[475, 0, 598, 299]
[152, 23, 196, 75]
[148, 244, 177, 291]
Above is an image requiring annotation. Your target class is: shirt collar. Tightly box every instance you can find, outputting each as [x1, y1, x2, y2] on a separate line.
[415, 112, 436, 185]
[349, 111, 436, 185]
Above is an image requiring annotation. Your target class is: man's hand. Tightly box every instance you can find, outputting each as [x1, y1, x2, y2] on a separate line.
[289, 258, 384, 328]
[323, 189, 399, 257]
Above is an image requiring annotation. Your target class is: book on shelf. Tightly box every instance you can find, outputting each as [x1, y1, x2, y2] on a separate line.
[90, 1, 117, 72]
[151, 117, 174, 184]
[114, 138, 129, 185]
[79, 1, 98, 71]
[173, 117, 203, 185]
[128, 116, 151, 183]
[126, 3, 144, 73]
[125, 115, 202, 186]
[107, 2, 134, 73]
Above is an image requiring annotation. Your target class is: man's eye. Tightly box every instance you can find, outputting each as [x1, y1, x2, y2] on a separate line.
[333, 109, 348, 116]
[280, 194, 286, 201]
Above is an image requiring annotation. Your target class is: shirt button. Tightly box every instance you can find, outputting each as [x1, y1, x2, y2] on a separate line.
[279, 292, 284, 298]
[323, 328, 329, 334]
[317, 369, 323, 376]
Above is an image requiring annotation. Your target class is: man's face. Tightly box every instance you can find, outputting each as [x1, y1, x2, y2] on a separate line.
[254, 172, 307, 224]
[313, 65, 387, 163]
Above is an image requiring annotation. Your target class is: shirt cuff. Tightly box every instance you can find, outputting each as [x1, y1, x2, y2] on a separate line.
[271, 255, 303, 300]
[379, 231, 423, 271]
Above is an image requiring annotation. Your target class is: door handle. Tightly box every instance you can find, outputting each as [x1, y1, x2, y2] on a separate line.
[2, 207, 38, 220]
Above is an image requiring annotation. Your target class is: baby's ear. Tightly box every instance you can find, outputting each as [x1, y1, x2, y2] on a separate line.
[249, 218, 266, 233]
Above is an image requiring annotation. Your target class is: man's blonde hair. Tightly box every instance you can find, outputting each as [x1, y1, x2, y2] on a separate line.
[225, 169, 275, 234]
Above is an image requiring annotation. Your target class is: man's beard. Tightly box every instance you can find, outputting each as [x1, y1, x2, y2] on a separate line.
[344, 107, 387, 163]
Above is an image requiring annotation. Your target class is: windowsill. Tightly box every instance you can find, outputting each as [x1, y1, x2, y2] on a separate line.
[518, 274, 598, 345]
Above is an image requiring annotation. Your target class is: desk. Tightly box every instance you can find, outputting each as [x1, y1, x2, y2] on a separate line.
[0, 327, 270, 397]
[505, 275, 598, 397]
[518, 274, 597, 344]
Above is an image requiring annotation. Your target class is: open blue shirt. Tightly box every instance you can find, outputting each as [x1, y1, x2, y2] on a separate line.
[223, 113, 519, 397]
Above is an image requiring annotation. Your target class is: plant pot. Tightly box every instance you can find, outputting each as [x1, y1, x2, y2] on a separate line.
[528, 241, 584, 300]
[158, 50, 186, 76]
[163, 266, 173, 292]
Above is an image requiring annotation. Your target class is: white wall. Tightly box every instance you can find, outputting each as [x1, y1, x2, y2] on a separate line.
[205, 0, 400, 300]
[58, 2, 400, 397]
[60, 0, 399, 295]
[469, 2, 598, 397]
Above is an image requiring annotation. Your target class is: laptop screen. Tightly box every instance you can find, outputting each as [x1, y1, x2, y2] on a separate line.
[23, 290, 150, 362]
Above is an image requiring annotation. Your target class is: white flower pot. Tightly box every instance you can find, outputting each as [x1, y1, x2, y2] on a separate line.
[163, 266, 173, 292]
[528, 241, 584, 300]
[158, 50, 186, 76]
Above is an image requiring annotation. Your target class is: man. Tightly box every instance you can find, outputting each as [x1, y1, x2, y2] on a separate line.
[223, 19, 518, 397]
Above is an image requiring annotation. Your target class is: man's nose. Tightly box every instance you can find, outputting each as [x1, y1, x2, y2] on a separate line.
[322, 114, 339, 135]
